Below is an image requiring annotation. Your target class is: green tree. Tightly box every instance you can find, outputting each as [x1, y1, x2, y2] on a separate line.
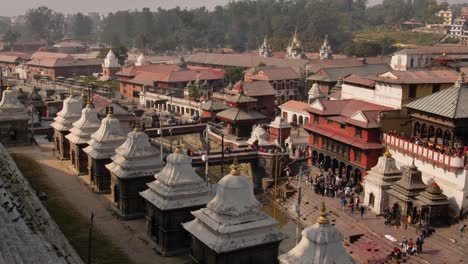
[25, 6, 64, 44]
[224, 67, 244, 83]
[188, 84, 201, 100]
[72, 13, 92, 40]
[2, 30, 21, 50]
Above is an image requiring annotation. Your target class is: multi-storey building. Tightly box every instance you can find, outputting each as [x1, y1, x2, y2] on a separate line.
[304, 99, 396, 182]
[244, 66, 301, 101]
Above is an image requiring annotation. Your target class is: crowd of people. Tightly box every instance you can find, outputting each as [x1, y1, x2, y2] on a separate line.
[387, 131, 467, 158]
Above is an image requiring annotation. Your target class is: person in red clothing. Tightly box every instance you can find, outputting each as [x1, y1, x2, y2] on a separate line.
[407, 238, 415, 255]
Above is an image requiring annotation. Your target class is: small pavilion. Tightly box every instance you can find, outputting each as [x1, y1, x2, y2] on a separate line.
[386, 162, 427, 224]
[278, 203, 356, 264]
[0, 86, 30, 146]
[414, 181, 450, 226]
[83, 107, 125, 193]
[216, 86, 266, 138]
[139, 145, 211, 256]
[364, 150, 402, 215]
[65, 101, 101, 175]
[106, 125, 163, 219]
[50, 93, 82, 160]
[183, 161, 286, 264]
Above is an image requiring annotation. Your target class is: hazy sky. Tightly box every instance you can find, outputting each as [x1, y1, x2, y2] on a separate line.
[1, 0, 465, 17]
[0, 0, 232, 17]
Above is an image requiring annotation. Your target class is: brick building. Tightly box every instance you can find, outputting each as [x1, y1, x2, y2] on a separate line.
[116, 64, 223, 99]
[304, 99, 396, 182]
[244, 66, 302, 101]
[0, 52, 31, 73]
[26, 54, 102, 80]
[225, 81, 277, 118]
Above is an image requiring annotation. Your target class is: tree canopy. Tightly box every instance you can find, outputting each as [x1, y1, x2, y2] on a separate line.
[25, 6, 64, 44]
[72, 13, 92, 40]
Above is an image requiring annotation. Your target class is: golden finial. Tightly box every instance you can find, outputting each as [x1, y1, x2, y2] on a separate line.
[174, 139, 182, 154]
[86, 99, 92, 108]
[316, 202, 330, 225]
[384, 148, 392, 158]
[6, 86, 11, 91]
[133, 122, 141, 132]
[107, 106, 113, 117]
[230, 158, 240, 176]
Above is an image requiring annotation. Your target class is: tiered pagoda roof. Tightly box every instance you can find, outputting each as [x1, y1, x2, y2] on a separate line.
[139, 146, 210, 210]
[386, 161, 427, 202]
[65, 102, 101, 145]
[50, 94, 82, 131]
[83, 107, 125, 160]
[183, 161, 285, 253]
[106, 126, 163, 179]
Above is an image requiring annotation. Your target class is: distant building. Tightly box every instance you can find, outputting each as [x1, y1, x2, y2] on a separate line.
[449, 17, 468, 41]
[26, 52, 102, 80]
[437, 9, 453, 26]
[101, 49, 121, 81]
[244, 66, 302, 101]
[225, 80, 277, 118]
[285, 30, 306, 59]
[259, 36, 272, 57]
[319, 34, 333, 60]
[53, 40, 86, 54]
[0, 52, 31, 74]
[390, 46, 468, 71]
[116, 62, 223, 99]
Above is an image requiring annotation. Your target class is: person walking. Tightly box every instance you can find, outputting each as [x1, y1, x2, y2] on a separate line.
[401, 236, 408, 253]
[360, 205, 365, 218]
[341, 197, 347, 211]
[416, 236, 424, 254]
[460, 224, 466, 238]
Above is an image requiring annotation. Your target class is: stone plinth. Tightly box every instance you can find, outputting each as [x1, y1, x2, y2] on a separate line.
[183, 162, 286, 264]
[83, 108, 125, 193]
[0, 87, 30, 147]
[140, 147, 211, 256]
[106, 127, 163, 219]
[51, 95, 82, 160]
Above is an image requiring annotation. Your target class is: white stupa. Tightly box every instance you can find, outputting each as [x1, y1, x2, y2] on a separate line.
[246, 124, 271, 146]
[278, 202, 356, 264]
[140, 145, 211, 210]
[0, 86, 27, 119]
[106, 126, 163, 179]
[308, 83, 325, 103]
[363, 149, 402, 214]
[83, 107, 125, 160]
[50, 94, 82, 132]
[183, 161, 286, 254]
[135, 53, 147, 66]
[65, 101, 101, 145]
[103, 49, 120, 68]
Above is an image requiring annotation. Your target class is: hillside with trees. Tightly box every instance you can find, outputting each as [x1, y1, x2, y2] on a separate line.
[1, 0, 463, 56]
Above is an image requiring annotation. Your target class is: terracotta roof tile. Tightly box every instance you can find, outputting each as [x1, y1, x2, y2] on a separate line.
[281, 100, 310, 113]
[369, 68, 459, 84]
[343, 75, 376, 87]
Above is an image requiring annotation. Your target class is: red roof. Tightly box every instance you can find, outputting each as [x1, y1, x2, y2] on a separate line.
[306, 99, 394, 128]
[369, 68, 459, 84]
[281, 100, 311, 113]
[31, 51, 73, 60]
[304, 124, 383, 150]
[116, 64, 223, 84]
[247, 67, 301, 81]
[343, 75, 376, 87]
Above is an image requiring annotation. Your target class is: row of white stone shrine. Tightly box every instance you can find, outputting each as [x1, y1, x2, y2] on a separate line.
[49, 93, 356, 264]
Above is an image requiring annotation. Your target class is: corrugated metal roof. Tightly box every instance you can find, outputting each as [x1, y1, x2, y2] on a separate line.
[307, 64, 391, 82]
[406, 80, 468, 119]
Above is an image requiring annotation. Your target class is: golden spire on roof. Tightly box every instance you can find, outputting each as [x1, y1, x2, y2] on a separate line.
[174, 139, 182, 154]
[106, 106, 113, 117]
[133, 122, 141, 132]
[316, 202, 330, 225]
[6, 86, 11, 91]
[86, 99, 92, 108]
[384, 148, 392, 158]
[455, 71, 465, 88]
[230, 158, 240, 176]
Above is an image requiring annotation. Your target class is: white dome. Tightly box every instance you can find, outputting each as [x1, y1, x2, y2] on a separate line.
[51, 95, 82, 131]
[66, 103, 101, 144]
[103, 49, 120, 68]
[207, 167, 260, 216]
[135, 53, 146, 66]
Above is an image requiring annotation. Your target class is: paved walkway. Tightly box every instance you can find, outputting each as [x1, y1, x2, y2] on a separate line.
[273, 164, 467, 264]
[8, 142, 189, 264]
